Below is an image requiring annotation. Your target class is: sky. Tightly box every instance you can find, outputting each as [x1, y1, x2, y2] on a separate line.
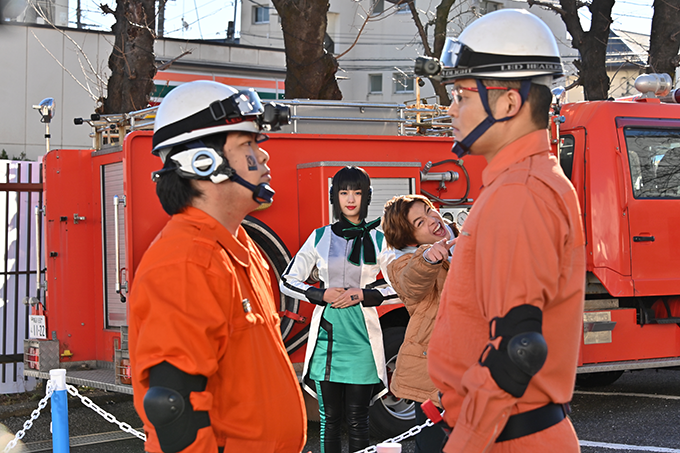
[72, 0, 654, 42]
[595, 0, 654, 34]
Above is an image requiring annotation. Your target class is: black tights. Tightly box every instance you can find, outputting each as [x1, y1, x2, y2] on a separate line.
[316, 381, 374, 453]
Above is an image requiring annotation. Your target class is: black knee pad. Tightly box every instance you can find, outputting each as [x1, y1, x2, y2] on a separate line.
[143, 362, 210, 453]
[480, 305, 548, 398]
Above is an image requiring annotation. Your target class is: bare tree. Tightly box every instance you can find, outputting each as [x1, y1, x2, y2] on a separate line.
[99, 0, 157, 113]
[271, 0, 342, 99]
[647, 0, 680, 79]
[528, 0, 614, 100]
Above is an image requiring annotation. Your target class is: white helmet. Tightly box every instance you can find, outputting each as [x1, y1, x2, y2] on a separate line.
[151, 80, 289, 205]
[152, 80, 264, 158]
[440, 9, 563, 86]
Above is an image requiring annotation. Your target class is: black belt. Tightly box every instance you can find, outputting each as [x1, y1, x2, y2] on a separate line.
[496, 402, 570, 442]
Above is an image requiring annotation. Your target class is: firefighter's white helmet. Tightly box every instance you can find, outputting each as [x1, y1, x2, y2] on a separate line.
[152, 80, 262, 159]
[440, 9, 563, 86]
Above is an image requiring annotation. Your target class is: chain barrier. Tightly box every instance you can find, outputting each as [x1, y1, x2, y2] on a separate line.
[66, 384, 147, 441]
[2, 382, 54, 453]
[354, 418, 435, 453]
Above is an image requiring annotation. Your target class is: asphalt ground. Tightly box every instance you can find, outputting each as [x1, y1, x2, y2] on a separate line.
[0, 368, 678, 452]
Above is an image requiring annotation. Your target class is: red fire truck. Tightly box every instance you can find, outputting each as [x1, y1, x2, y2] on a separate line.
[23, 75, 680, 436]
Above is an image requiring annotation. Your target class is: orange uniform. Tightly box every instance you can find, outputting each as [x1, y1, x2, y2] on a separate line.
[428, 130, 586, 453]
[129, 206, 306, 453]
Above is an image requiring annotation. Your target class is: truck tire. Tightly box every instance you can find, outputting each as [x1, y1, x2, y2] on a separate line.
[575, 370, 624, 388]
[241, 216, 298, 341]
[369, 326, 416, 438]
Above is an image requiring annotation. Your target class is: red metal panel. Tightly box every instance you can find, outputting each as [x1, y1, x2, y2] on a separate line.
[89, 151, 128, 361]
[43, 149, 101, 363]
[581, 308, 680, 364]
[123, 133, 170, 282]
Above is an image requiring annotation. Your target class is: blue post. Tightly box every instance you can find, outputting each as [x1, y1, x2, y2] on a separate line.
[50, 368, 70, 453]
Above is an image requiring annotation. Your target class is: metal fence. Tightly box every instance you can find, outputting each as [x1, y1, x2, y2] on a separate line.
[0, 161, 42, 393]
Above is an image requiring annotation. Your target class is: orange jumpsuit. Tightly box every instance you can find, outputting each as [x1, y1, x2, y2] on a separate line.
[428, 130, 586, 453]
[129, 207, 306, 453]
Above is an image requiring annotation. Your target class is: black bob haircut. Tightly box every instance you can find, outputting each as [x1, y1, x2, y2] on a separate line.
[331, 166, 372, 221]
[155, 133, 229, 216]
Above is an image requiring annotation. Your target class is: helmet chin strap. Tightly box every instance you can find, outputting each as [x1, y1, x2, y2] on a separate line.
[229, 172, 275, 204]
[451, 79, 532, 158]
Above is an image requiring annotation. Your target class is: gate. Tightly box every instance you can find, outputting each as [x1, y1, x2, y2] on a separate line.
[0, 161, 42, 393]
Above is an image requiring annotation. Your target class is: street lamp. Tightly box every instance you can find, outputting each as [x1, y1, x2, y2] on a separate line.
[32, 97, 55, 155]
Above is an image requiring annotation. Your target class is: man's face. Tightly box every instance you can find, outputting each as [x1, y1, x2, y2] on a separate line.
[446, 79, 489, 152]
[222, 131, 271, 202]
[406, 201, 450, 246]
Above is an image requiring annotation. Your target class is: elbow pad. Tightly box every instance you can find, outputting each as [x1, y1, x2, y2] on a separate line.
[480, 305, 548, 398]
[143, 362, 210, 453]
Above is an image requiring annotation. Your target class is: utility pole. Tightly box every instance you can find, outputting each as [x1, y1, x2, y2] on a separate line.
[157, 0, 165, 37]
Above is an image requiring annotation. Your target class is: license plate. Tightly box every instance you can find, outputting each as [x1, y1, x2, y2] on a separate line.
[29, 315, 47, 339]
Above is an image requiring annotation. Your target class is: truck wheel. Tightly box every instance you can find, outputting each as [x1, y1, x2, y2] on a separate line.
[241, 216, 298, 341]
[369, 326, 416, 438]
[575, 370, 624, 388]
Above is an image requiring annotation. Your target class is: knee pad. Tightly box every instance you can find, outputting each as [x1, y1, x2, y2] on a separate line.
[480, 305, 548, 398]
[143, 362, 210, 453]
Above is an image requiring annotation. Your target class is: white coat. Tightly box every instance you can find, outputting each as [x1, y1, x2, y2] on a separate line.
[280, 224, 398, 402]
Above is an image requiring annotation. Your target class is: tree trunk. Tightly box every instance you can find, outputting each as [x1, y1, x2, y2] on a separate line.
[272, 0, 342, 99]
[100, 0, 156, 114]
[529, 0, 613, 100]
[562, 0, 613, 100]
[647, 0, 680, 79]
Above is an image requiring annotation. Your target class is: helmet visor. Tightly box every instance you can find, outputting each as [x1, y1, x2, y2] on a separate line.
[441, 38, 476, 70]
[232, 89, 265, 118]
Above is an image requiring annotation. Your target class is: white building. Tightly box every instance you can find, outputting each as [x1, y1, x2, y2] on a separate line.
[0, 23, 286, 160]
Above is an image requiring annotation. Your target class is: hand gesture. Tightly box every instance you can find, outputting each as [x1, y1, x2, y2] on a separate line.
[423, 237, 456, 263]
[331, 288, 364, 309]
[323, 287, 345, 304]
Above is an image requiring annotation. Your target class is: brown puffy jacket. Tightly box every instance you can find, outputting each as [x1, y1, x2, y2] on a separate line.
[387, 245, 449, 407]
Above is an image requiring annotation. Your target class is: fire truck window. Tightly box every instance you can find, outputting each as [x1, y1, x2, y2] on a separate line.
[624, 127, 680, 199]
[559, 135, 575, 181]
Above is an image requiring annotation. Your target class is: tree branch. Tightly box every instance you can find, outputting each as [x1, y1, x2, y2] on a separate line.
[156, 50, 193, 71]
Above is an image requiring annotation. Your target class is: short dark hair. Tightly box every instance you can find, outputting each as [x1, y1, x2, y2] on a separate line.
[482, 79, 553, 129]
[382, 195, 437, 250]
[155, 133, 228, 216]
[331, 166, 372, 221]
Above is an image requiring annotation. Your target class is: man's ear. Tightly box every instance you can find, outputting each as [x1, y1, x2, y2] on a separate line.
[497, 89, 523, 118]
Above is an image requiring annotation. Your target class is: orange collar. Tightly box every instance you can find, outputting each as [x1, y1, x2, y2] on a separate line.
[178, 206, 251, 267]
[482, 129, 551, 188]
